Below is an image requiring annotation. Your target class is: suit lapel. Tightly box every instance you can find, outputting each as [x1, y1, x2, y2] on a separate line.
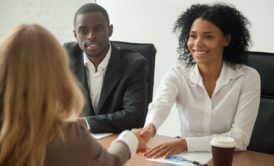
[96, 46, 122, 113]
[70, 44, 95, 116]
[79, 65, 96, 116]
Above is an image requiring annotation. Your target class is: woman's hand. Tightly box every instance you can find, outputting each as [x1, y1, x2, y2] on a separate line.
[131, 131, 148, 152]
[132, 123, 156, 152]
[132, 123, 156, 142]
[144, 138, 187, 158]
[140, 123, 156, 140]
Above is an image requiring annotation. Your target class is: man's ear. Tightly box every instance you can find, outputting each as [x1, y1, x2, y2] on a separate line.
[108, 24, 113, 37]
[73, 30, 77, 39]
[224, 34, 231, 46]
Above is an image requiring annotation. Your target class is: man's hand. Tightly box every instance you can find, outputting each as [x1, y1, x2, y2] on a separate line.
[77, 117, 88, 128]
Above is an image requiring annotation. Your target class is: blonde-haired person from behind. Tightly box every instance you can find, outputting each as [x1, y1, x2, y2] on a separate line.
[0, 24, 147, 166]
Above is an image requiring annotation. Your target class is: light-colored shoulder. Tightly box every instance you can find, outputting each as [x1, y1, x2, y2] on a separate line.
[169, 60, 193, 73]
[235, 64, 260, 78]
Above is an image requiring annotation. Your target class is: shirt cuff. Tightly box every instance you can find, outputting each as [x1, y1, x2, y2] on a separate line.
[185, 136, 211, 152]
[144, 110, 162, 131]
[112, 130, 138, 157]
[84, 117, 91, 130]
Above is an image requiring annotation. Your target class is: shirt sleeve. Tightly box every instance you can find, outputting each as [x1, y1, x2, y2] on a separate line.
[45, 123, 136, 166]
[145, 67, 181, 130]
[111, 130, 138, 157]
[85, 127, 138, 165]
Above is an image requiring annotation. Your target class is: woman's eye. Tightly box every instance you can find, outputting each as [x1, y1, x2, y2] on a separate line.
[189, 34, 196, 39]
[204, 34, 214, 39]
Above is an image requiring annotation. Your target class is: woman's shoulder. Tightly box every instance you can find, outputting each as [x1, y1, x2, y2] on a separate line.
[63, 122, 96, 147]
[235, 64, 260, 77]
[45, 122, 97, 166]
[225, 63, 260, 81]
[169, 61, 194, 73]
[47, 122, 93, 150]
[64, 122, 89, 135]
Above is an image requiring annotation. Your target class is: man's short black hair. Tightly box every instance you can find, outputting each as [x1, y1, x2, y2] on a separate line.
[73, 3, 110, 27]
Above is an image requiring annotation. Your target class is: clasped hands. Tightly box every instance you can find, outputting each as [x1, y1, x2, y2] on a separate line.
[132, 123, 188, 158]
[78, 118, 187, 158]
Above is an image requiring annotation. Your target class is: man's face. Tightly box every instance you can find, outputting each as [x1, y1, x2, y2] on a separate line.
[74, 12, 113, 62]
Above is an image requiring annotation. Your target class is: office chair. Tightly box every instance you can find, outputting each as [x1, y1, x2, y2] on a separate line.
[245, 51, 274, 154]
[111, 41, 156, 124]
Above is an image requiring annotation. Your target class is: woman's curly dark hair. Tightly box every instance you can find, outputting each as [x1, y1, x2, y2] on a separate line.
[173, 3, 250, 65]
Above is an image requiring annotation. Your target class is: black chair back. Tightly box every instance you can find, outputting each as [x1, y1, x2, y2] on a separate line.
[245, 51, 274, 154]
[111, 41, 156, 122]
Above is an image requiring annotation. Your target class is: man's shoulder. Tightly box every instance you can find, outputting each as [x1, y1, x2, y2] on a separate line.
[63, 41, 82, 57]
[63, 41, 79, 49]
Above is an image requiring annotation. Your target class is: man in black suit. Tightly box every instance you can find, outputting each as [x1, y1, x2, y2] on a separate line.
[64, 3, 148, 133]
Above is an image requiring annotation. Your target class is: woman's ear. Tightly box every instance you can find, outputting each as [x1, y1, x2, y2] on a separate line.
[224, 34, 231, 46]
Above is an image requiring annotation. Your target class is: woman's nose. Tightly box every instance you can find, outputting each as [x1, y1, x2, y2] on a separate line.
[194, 37, 203, 46]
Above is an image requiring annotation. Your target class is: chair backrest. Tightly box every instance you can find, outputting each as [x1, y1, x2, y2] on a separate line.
[245, 51, 274, 154]
[111, 40, 156, 114]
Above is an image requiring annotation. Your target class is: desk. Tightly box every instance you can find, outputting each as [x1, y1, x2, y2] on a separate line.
[98, 134, 274, 166]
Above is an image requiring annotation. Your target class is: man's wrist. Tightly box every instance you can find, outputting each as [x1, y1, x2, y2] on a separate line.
[83, 117, 91, 130]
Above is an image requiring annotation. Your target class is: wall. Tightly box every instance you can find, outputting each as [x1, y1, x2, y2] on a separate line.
[0, 0, 95, 43]
[97, 0, 274, 137]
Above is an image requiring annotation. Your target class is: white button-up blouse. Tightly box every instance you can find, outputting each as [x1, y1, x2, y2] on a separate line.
[145, 61, 260, 152]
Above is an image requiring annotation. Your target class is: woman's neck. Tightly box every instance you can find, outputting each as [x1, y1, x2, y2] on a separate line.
[198, 61, 223, 81]
[198, 62, 223, 98]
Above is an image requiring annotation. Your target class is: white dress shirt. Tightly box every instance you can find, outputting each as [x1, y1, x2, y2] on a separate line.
[84, 46, 111, 112]
[145, 61, 260, 152]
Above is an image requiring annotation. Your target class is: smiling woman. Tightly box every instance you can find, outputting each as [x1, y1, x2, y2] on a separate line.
[135, 2, 261, 159]
[95, 0, 274, 139]
[187, 18, 230, 66]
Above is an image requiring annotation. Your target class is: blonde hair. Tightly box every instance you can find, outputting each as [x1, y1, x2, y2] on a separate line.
[0, 24, 84, 166]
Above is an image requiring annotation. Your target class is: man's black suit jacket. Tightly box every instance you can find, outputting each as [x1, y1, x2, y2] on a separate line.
[64, 42, 148, 133]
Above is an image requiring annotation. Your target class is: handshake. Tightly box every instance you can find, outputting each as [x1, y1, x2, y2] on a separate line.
[78, 117, 156, 153]
[131, 124, 156, 153]
[131, 124, 187, 159]
[78, 117, 187, 159]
